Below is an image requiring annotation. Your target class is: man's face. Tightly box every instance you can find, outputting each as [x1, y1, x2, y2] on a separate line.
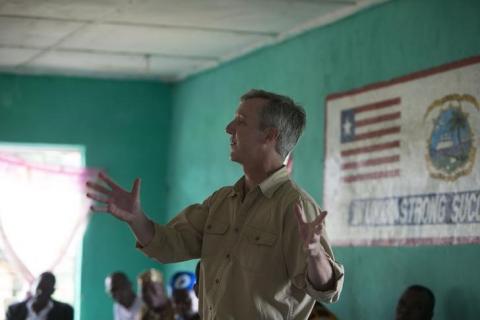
[172, 289, 193, 316]
[106, 276, 131, 308]
[396, 289, 432, 320]
[33, 274, 54, 304]
[225, 98, 269, 165]
[141, 281, 168, 308]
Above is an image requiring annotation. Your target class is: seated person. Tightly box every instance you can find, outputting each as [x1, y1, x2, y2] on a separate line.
[396, 285, 435, 320]
[6, 271, 73, 320]
[170, 271, 199, 320]
[105, 271, 143, 320]
[137, 269, 174, 320]
[308, 301, 337, 320]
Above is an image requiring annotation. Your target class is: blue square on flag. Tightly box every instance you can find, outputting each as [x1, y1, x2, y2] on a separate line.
[341, 109, 355, 143]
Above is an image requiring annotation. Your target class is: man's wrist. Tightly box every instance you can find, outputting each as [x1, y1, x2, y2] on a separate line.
[306, 243, 326, 259]
[128, 210, 147, 227]
[307, 256, 335, 291]
[128, 212, 155, 246]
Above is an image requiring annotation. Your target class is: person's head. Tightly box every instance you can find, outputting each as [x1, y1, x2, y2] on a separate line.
[225, 89, 306, 165]
[170, 271, 197, 316]
[396, 285, 435, 320]
[32, 271, 55, 305]
[105, 271, 136, 308]
[138, 269, 168, 309]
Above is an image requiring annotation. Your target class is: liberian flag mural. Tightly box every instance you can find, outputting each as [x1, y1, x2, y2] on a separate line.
[324, 56, 480, 246]
[340, 97, 402, 183]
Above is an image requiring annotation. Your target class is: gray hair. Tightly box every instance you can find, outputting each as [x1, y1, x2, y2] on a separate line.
[241, 89, 306, 158]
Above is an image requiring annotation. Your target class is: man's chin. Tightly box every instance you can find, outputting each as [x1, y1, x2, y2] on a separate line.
[229, 152, 240, 163]
[33, 296, 49, 304]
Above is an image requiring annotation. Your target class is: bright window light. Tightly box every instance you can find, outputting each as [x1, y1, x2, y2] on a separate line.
[0, 143, 91, 317]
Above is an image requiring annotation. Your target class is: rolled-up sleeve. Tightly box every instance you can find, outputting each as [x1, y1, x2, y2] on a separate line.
[305, 254, 344, 303]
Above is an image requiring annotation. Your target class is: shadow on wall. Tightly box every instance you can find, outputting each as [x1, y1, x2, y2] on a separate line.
[444, 287, 476, 319]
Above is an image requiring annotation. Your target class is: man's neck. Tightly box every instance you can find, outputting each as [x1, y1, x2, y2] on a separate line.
[243, 159, 283, 193]
[32, 298, 50, 314]
[122, 293, 136, 309]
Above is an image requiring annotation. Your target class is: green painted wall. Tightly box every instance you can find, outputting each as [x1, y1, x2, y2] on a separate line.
[0, 74, 173, 319]
[167, 0, 480, 319]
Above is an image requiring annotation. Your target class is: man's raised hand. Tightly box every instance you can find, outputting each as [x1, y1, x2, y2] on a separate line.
[86, 172, 143, 224]
[293, 199, 328, 257]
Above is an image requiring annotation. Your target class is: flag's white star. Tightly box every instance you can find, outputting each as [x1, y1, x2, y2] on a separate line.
[343, 118, 352, 135]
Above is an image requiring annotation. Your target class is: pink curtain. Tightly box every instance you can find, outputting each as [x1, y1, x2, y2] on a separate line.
[0, 152, 95, 285]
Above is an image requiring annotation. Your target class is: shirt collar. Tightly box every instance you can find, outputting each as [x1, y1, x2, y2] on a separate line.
[258, 166, 290, 198]
[229, 166, 289, 199]
[26, 298, 54, 318]
[229, 176, 245, 198]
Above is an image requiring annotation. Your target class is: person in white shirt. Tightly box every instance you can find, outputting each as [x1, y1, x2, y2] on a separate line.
[105, 271, 143, 320]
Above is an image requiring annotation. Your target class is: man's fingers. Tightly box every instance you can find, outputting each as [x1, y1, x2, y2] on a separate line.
[90, 204, 132, 222]
[312, 223, 323, 236]
[86, 192, 109, 203]
[313, 209, 327, 225]
[294, 202, 310, 243]
[98, 172, 121, 190]
[294, 207, 306, 227]
[90, 204, 109, 212]
[132, 178, 141, 195]
[315, 206, 328, 218]
[86, 181, 112, 196]
[294, 201, 306, 224]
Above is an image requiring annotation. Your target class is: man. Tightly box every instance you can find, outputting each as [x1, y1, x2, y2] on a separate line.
[105, 271, 143, 320]
[6, 271, 73, 320]
[396, 285, 435, 320]
[87, 89, 344, 319]
[137, 269, 174, 320]
[169, 271, 199, 320]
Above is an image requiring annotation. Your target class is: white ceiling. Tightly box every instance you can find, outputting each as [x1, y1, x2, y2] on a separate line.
[0, 0, 386, 82]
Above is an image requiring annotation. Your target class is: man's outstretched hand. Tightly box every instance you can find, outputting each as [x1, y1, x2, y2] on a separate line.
[86, 172, 143, 224]
[294, 200, 328, 257]
[294, 200, 335, 290]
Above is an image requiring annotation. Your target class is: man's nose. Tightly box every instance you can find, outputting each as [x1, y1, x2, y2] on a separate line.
[225, 121, 234, 134]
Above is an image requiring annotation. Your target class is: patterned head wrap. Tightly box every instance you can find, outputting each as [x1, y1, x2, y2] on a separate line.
[138, 268, 164, 285]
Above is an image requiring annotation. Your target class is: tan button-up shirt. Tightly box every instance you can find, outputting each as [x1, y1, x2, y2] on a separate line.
[140, 167, 344, 320]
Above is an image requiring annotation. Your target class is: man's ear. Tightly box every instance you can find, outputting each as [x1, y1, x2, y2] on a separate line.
[264, 127, 279, 143]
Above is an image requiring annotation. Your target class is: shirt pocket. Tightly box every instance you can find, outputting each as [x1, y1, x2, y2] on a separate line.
[202, 220, 229, 258]
[237, 225, 279, 274]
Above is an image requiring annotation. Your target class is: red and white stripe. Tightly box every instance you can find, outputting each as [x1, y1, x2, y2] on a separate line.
[341, 97, 402, 183]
